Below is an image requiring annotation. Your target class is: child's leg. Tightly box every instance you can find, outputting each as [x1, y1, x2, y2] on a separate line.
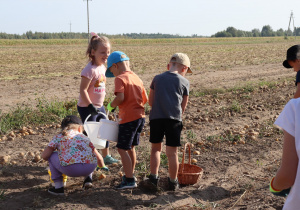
[150, 143, 162, 175]
[117, 118, 145, 179]
[118, 148, 133, 178]
[166, 146, 179, 180]
[48, 152, 64, 188]
[129, 118, 145, 174]
[48, 169, 67, 186]
[127, 146, 136, 174]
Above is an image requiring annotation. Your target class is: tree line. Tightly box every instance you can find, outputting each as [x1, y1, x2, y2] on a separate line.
[0, 31, 201, 39]
[212, 25, 300, 37]
[0, 25, 299, 39]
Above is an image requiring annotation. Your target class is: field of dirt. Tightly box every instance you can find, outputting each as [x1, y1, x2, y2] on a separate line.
[0, 38, 299, 209]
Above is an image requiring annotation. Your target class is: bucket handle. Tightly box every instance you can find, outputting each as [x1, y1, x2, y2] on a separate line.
[180, 142, 192, 173]
[84, 112, 108, 124]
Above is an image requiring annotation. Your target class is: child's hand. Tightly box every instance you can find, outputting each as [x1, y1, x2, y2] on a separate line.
[270, 187, 290, 197]
[97, 165, 109, 171]
[269, 177, 291, 197]
[107, 102, 116, 112]
[88, 104, 98, 116]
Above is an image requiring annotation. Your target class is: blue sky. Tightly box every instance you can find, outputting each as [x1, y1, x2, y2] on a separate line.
[0, 0, 299, 36]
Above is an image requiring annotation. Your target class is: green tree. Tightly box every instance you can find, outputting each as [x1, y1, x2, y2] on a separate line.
[226, 27, 238, 37]
[261, 25, 274, 37]
[276, 28, 285, 36]
[251, 29, 260, 37]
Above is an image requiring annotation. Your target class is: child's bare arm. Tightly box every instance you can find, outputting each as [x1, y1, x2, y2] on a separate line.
[93, 148, 105, 167]
[80, 76, 93, 105]
[148, 89, 154, 107]
[273, 130, 298, 190]
[111, 92, 124, 108]
[181, 95, 189, 114]
[41, 146, 55, 161]
[142, 88, 148, 105]
[294, 84, 300, 98]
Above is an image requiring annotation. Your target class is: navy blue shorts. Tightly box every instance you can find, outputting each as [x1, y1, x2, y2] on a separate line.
[77, 105, 109, 148]
[117, 118, 145, 150]
[149, 119, 182, 147]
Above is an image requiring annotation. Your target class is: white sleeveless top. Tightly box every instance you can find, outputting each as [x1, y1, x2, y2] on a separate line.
[275, 98, 300, 210]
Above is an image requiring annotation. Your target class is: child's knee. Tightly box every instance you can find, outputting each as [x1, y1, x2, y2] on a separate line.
[151, 143, 162, 153]
[166, 152, 177, 159]
[166, 147, 178, 158]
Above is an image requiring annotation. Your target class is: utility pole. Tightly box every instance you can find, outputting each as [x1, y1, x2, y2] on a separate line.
[83, 0, 92, 42]
[69, 21, 72, 39]
[286, 11, 296, 40]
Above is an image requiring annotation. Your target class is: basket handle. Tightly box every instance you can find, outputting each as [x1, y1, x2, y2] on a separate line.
[180, 142, 192, 173]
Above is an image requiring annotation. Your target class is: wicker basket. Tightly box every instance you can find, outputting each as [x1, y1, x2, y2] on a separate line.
[178, 143, 203, 185]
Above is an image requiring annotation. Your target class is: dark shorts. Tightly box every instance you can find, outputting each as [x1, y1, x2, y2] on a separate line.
[117, 118, 145, 150]
[77, 105, 109, 148]
[149, 119, 182, 147]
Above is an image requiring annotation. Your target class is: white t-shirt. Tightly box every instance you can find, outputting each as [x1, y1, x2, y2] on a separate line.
[274, 98, 300, 210]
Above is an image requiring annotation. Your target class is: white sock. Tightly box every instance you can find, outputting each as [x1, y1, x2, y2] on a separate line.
[169, 178, 178, 183]
[54, 181, 64, 189]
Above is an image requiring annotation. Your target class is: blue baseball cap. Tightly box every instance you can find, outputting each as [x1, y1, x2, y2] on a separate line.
[106, 51, 130, 77]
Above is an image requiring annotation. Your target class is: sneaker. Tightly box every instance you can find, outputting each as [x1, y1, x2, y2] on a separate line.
[122, 175, 137, 182]
[168, 177, 179, 191]
[141, 175, 159, 191]
[147, 174, 159, 187]
[96, 165, 109, 172]
[48, 187, 64, 196]
[104, 155, 119, 165]
[116, 177, 137, 190]
[83, 176, 93, 189]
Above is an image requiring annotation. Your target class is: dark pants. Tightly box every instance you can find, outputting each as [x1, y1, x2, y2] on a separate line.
[77, 105, 109, 148]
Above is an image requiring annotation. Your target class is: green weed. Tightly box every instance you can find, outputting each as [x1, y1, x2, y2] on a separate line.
[0, 97, 78, 135]
[0, 187, 6, 200]
[230, 100, 242, 113]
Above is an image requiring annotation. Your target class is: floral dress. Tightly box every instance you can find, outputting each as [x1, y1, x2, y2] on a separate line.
[48, 130, 97, 166]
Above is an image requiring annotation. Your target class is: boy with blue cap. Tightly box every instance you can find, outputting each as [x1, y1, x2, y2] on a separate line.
[106, 51, 148, 189]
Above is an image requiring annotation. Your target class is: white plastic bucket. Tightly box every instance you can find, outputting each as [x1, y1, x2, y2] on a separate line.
[84, 113, 107, 149]
[98, 118, 119, 142]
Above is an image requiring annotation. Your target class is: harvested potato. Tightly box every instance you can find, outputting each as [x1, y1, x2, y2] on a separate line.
[34, 155, 41, 162]
[28, 152, 35, 157]
[191, 158, 197, 163]
[8, 137, 14, 141]
[99, 173, 106, 180]
[9, 131, 16, 137]
[193, 150, 200, 155]
[239, 140, 246, 144]
[0, 155, 10, 165]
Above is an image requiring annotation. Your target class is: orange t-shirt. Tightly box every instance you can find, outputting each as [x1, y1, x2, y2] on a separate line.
[114, 71, 147, 124]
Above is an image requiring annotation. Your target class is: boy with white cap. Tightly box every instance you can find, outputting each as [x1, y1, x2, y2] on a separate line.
[282, 44, 300, 98]
[106, 51, 148, 189]
[147, 53, 192, 190]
